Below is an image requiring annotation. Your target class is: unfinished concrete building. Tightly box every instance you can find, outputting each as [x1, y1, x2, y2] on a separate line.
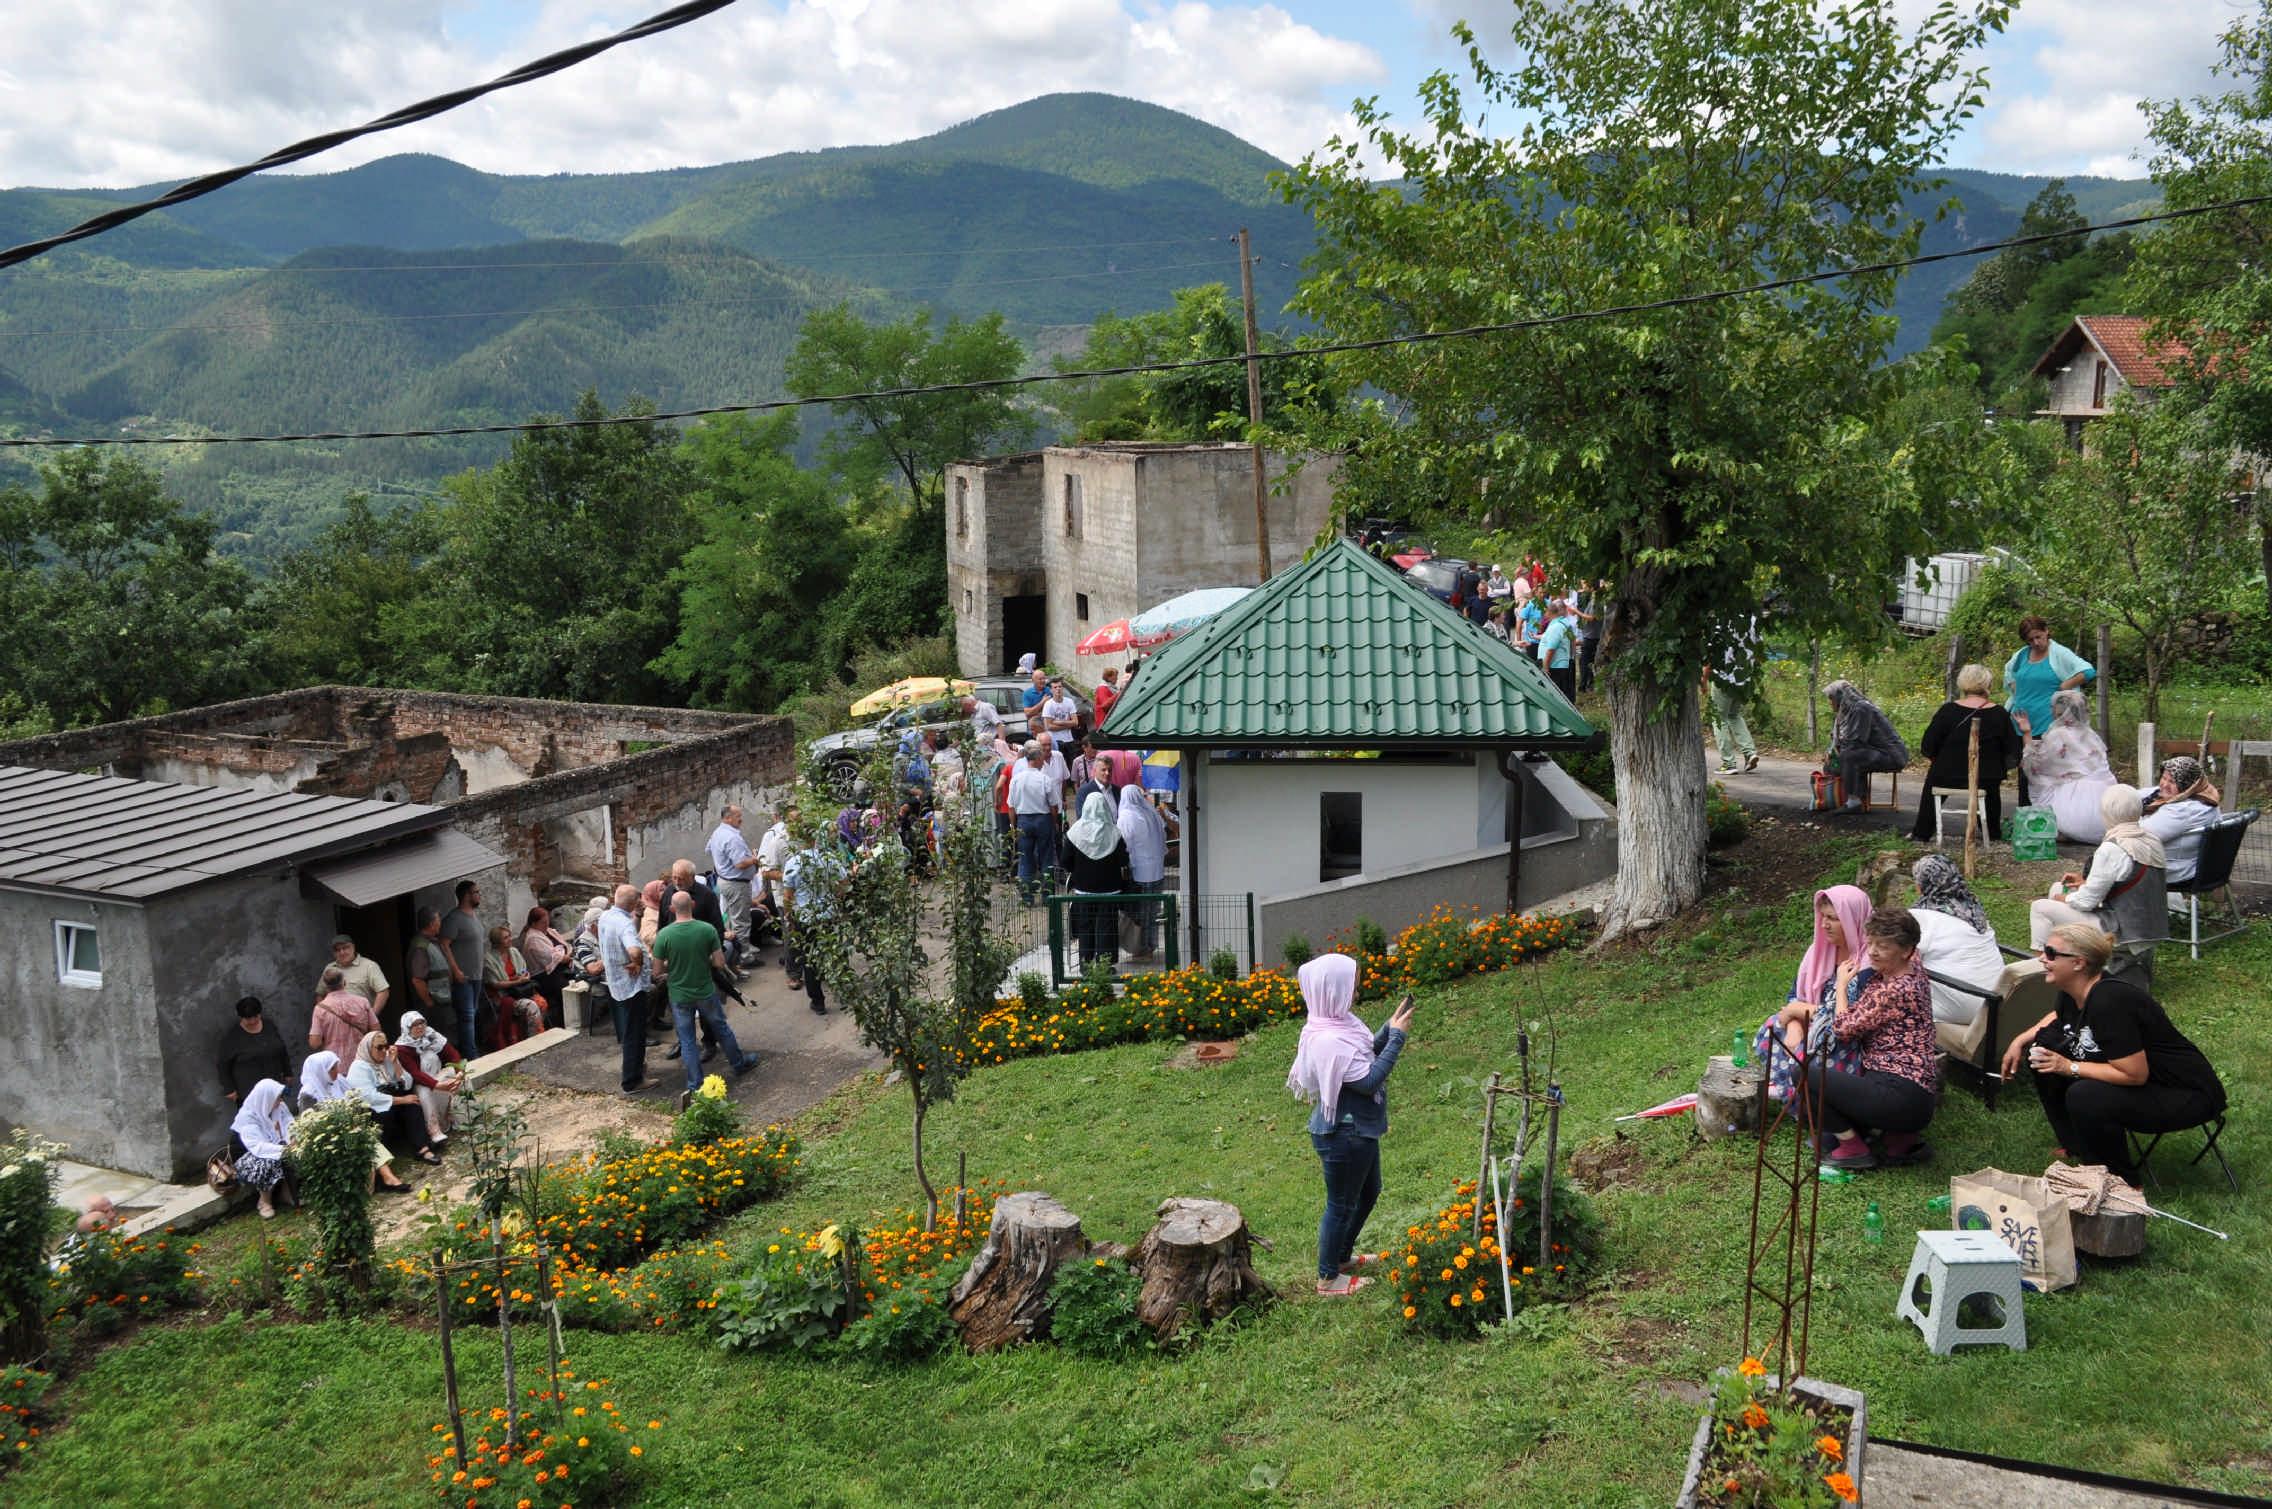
[946, 442, 1339, 678]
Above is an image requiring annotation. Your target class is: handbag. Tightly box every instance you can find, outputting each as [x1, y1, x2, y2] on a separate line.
[205, 1146, 239, 1193]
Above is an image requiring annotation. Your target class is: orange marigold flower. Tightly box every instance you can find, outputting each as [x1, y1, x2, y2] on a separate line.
[1740, 1403, 1770, 1432]
[1825, 1470, 1858, 1502]
[1737, 1356, 1768, 1378]
[1817, 1434, 1843, 1462]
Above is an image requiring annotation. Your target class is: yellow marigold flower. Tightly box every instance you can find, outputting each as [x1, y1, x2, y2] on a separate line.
[1738, 1356, 1768, 1378]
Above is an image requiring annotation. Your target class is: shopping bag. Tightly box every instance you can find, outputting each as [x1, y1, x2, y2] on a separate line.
[1810, 772, 1845, 812]
[1951, 1167, 2077, 1292]
[2011, 805, 2059, 862]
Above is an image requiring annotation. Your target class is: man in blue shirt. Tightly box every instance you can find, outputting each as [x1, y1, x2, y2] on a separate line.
[597, 884, 652, 1093]
[705, 804, 757, 960]
[1535, 596, 1581, 701]
[780, 843, 842, 1016]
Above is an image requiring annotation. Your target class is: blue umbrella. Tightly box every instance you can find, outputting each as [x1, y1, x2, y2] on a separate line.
[1129, 586, 1253, 644]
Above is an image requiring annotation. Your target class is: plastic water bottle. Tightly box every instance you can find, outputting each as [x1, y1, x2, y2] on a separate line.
[1817, 1165, 1855, 1185]
[1730, 1031, 1749, 1069]
[1863, 1201, 1884, 1245]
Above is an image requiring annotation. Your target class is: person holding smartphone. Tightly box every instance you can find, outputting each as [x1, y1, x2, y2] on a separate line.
[1288, 953, 1415, 1296]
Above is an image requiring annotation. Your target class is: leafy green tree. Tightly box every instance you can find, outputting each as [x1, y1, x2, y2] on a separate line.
[397, 391, 698, 704]
[255, 493, 437, 689]
[1279, 0, 2009, 934]
[2129, 0, 2272, 609]
[1053, 283, 1337, 442]
[0, 450, 258, 727]
[2025, 394, 2256, 724]
[653, 412, 853, 710]
[1931, 180, 2134, 398]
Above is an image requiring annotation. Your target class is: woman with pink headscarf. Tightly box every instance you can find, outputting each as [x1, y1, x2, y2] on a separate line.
[1288, 954, 1417, 1296]
[1748, 885, 1873, 1101]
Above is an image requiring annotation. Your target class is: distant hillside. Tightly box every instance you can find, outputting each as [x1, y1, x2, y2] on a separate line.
[0, 93, 2158, 551]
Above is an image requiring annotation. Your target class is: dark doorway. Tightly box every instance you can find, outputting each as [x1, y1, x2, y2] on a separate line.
[1001, 594, 1046, 672]
[340, 896, 417, 1037]
[1321, 792, 1363, 881]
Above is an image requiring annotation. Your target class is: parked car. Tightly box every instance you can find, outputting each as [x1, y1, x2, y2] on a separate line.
[1403, 557, 1471, 605]
[807, 677, 1091, 786]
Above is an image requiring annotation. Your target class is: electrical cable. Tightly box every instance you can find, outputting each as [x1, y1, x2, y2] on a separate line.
[0, 0, 737, 273]
[0, 256, 1238, 339]
[2, 190, 2263, 450]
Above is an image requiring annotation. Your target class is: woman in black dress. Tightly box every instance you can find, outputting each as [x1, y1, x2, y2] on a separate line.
[1911, 663, 2022, 842]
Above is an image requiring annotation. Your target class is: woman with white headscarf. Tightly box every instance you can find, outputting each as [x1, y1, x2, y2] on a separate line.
[344, 1030, 433, 1183]
[1063, 790, 1129, 971]
[1288, 955, 1416, 1296]
[1116, 783, 1172, 959]
[2021, 687, 2120, 842]
[297, 1050, 349, 1111]
[394, 1011, 465, 1145]
[2030, 785, 2167, 948]
[229, 1079, 296, 1220]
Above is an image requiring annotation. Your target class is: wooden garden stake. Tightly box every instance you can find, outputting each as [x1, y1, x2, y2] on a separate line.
[1963, 716, 1981, 879]
[1538, 1088, 1561, 1273]
[434, 1248, 466, 1469]
[534, 1239, 566, 1429]
[1485, 1139, 1517, 1323]
[1473, 1072, 1501, 1243]
[1806, 642, 1822, 748]
[2199, 712, 2216, 769]
[956, 1150, 967, 1231]
[491, 1220, 518, 1447]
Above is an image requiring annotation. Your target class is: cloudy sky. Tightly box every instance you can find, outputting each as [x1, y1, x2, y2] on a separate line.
[0, 0, 2246, 190]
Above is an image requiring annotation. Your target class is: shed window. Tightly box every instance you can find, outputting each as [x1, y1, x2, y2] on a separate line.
[1321, 793, 1363, 882]
[2092, 360, 2109, 408]
[1062, 475, 1083, 536]
[1076, 593, 1091, 621]
[55, 920, 101, 988]
[955, 476, 970, 539]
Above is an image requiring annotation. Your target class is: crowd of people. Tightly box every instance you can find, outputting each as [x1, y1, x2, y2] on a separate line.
[1439, 559, 1606, 700]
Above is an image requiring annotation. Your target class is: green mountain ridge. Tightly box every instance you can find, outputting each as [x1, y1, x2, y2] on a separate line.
[0, 92, 2158, 556]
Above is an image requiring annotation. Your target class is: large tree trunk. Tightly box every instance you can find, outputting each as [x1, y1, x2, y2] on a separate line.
[1600, 670, 1709, 939]
[948, 1191, 1088, 1352]
[1128, 1198, 1273, 1341]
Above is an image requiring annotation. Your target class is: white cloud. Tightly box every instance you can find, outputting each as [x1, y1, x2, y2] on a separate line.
[0, 0, 1386, 189]
[1967, 0, 2234, 176]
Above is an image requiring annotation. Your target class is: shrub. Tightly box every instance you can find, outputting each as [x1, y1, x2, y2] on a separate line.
[427, 1367, 652, 1507]
[715, 1235, 855, 1353]
[1943, 557, 2030, 661]
[1353, 917, 1389, 957]
[288, 1099, 383, 1314]
[0, 1133, 61, 1362]
[1048, 1257, 1149, 1360]
[1207, 947, 1242, 981]
[1388, 1170, 1602, 1339]
[46, 1227, 206, 1337]
[1394, 909, 1479, 985]
[671, 1074, 741, 1146]
[1706, 782, 1751, 847]
[214, 1234, 306, 1316]
[0, 1364, 49, 1473]
[837, 1268, 961, 1363]
[1016, 971, 1052, 1012]
[1281, 933, 1315, 969]
[961, 967, 1305, 1064]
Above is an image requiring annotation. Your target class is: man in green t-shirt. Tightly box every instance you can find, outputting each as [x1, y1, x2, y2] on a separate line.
[652, 890, 758, 1104]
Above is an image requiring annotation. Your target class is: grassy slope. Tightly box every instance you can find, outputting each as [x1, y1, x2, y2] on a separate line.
[11, 847, 2269, 1507]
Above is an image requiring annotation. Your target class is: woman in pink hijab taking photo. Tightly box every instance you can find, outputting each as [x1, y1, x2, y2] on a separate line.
[1288, 953, 1417, 1296]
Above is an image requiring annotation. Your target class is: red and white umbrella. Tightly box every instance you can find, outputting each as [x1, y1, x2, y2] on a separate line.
[1076, 619, 1139, 656]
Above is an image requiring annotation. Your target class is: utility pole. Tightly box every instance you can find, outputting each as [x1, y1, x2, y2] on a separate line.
[1236, 227, 1271, 581]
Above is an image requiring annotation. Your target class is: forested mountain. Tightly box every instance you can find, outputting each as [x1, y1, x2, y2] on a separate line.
[0, 92, 2154, 557]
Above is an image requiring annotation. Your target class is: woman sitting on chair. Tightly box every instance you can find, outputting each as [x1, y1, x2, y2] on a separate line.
[2020, 688, 2120, 842]
[1910, 663, 2020, 843]
[2139, 754, 2223, 887]
[1909, 855, 2004, 1027]
[2029, 785, 2165, 949]
[483, 925, 548, 1048]
[1801, 908, 1940, 1172]
[2002, 923, 2225, 1182]
[1821, 681, 1908, 813]
[1751, 885, 1873, 1100]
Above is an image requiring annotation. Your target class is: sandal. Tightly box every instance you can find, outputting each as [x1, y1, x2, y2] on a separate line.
[1315, 1274, 1371, 1297]
[257, 1201, 276, 1221]
[416, 1148, 442, 1165]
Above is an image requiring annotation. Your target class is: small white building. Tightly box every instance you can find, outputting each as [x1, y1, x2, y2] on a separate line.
[1100, 539, 1615, 963]
[945, 442, 1338, 677]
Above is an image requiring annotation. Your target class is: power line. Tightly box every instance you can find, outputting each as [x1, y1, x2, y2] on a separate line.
[4, 191, 2263, 451]
[0, 0, 736, 273]
[0, 256, 1238, 339]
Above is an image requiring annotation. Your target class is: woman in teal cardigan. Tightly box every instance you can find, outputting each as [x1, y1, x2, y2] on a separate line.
[2004, 615, 2095, 807]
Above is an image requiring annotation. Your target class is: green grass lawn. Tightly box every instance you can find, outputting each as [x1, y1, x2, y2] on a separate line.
[11, 853, 2271, 1507]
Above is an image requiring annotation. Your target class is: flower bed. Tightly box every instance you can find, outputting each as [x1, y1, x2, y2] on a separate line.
[1388, 1172, 1602, 1337]
[1683, 1359, 1860, 1507]
[1, 1365, 48, 1472]
[46, 1230, 206, 1338]
[962, 909, 1576, 1067]
[428, 1366, 652, 1507]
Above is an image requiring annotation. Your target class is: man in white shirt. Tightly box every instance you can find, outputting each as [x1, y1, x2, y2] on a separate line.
[597, 884, 652, 1094]
[1039, 678, 1080, 753]
[965, 694, 1003, 746]
[1008, 741, 1063, 904]
[705, 804, 758, 954]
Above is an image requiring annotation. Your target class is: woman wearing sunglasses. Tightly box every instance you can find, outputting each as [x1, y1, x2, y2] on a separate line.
[2001, 923, 2226, 1182]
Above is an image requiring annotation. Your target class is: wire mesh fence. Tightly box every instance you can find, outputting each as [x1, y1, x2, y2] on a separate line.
[988, 887, 1255, 988]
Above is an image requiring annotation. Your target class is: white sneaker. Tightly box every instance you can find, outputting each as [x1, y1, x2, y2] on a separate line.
[1842, 797, 1863, 812]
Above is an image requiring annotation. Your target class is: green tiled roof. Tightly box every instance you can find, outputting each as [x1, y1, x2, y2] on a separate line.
[1100, 539, 1596, 749]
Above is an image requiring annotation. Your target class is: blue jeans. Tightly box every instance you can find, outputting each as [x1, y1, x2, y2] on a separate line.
[450, 979, 483, 1057]
[672, 994, 752, 1092]
[1313, 1129, 1383, 1280]
[1014, 812, 1057, 901]
[611, 994, 648, 1092]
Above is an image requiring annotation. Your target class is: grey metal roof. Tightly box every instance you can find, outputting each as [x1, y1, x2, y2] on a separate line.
[0, 765, 453, 902]
[302, 827, 504, 908]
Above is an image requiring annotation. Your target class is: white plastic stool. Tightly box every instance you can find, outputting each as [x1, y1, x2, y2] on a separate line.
[1895, 1230, 2027, 1354]
[1929, 786, 1988, 847]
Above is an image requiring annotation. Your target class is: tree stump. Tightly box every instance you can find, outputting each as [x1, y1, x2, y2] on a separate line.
[1696, 1055, 1764, 1141]
[2071, 1208, 2147, 1259]
[1129, 1197, 1272, 1341]
[1856, 849, 1909, 909]
[948, 1191, 1089, 1352]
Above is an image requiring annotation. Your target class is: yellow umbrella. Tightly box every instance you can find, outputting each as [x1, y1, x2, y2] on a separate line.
[849, 677, 974, 718]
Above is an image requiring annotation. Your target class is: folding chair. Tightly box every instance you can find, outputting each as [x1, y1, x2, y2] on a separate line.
[2128, 1113, 2238, 1194]
[1931, 962, 2054, 1112]
[2167, 809, 2259, 960]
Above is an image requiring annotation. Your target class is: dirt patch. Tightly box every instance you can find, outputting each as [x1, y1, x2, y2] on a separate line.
[1166, 1040, 1242, 1070]
[1603, 1310, 1686, 1370]
[371, 1077, 670, 1244]
[1569, 1134, 1648, 1193]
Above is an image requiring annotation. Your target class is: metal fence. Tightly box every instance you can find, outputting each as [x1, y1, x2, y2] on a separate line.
[994, 890, 1257, 988]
